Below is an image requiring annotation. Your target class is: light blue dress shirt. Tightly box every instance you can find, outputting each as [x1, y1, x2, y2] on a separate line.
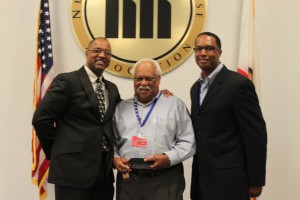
[113, 92, 196, 166]
[199, 63, 224, 105]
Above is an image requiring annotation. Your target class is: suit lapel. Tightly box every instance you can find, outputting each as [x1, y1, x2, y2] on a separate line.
[76, 67, 101, 119]
[191, 81, 201, 114]
[199, 66, 228, 112]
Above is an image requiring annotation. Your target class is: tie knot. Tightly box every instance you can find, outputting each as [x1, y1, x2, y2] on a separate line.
[96, 78, 104, 89]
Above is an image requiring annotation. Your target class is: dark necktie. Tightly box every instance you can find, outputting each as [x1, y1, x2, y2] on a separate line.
[96, 78, 106, 122]
[95, 78, 110, 151]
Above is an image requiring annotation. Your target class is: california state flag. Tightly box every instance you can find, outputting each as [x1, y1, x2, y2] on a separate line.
[238, 1, 261, 200]
[237, 0, 260, 96]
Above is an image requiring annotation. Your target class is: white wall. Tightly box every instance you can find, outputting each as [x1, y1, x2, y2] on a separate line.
[1, 0, 300, 199]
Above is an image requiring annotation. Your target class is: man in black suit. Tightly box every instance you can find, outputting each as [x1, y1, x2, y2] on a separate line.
[190, 32, 267, 200]
[32, 37, 121, 200]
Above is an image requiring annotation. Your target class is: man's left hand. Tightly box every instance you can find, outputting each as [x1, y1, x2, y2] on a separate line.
[161, 89, 173, 97]
[144, 154, 170, 170]
[249, 186, 263, 198]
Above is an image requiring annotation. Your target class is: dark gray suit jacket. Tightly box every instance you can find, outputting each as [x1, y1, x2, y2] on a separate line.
[32, 66, 121, 188]
[190, 66, 267, 200]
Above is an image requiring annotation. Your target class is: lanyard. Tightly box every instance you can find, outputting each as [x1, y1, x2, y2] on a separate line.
[134, 92, 162, 127]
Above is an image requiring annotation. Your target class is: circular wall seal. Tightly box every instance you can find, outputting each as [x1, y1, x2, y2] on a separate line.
[71, 0, 207, 78]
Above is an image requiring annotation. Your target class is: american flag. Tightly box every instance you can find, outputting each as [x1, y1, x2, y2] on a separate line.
[32, 0, 55, 199]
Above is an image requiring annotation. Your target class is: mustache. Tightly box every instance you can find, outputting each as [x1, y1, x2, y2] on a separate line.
[138, 86, 151, 91]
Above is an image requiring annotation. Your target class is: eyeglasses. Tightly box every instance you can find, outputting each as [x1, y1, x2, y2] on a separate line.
[134, 77, 156, 83]
[193, 45, 220, 53]
[87, 48, 112, 57]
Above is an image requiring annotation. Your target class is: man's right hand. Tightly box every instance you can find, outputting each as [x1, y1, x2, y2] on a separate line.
[113, 157, 131, 172]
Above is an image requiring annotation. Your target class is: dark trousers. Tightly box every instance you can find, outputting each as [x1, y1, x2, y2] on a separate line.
[55, 152, 114, 200]
[193, 166, 248, 200]
[116, 163, 185, 200]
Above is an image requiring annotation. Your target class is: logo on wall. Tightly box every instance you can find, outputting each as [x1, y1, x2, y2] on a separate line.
[71, 0, 207, 78]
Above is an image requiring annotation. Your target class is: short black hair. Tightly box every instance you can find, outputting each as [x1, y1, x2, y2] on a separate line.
[195, 32, 222, 49]
[87, 37, 109, 49]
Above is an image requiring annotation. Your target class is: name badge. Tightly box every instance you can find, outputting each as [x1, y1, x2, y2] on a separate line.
[131, 136, 147, 148]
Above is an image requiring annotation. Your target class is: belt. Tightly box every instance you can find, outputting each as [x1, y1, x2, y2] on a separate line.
[130, 164, 181, 178]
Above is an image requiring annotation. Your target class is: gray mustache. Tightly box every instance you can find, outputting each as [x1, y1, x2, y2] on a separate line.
[138, 86, 151, 91]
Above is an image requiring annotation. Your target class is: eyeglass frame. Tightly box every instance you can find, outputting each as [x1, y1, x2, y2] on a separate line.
[193, 45, 221, 53]
[86, 48, 112, 57]
[133, 76, 157, 83]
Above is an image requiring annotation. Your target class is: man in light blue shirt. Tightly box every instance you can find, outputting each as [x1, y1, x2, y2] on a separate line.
[113, 58, 195, 200]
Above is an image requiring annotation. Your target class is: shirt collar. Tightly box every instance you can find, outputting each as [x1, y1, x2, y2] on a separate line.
[133, 91, 161, 106]
[199, 63, 223, 85]
[84, 65, 104, 84]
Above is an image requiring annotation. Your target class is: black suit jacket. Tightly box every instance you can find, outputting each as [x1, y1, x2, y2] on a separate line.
[190, 66, 267, 200]
[32, 67, 121, 188]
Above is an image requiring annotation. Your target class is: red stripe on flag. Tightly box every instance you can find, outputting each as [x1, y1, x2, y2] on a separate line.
[31, 140, 41, 176]
[237, 67, 249, 78]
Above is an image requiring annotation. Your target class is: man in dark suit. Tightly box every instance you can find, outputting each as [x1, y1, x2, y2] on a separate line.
[32, 37, 121, 200]
[190, 32, 267, 200]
